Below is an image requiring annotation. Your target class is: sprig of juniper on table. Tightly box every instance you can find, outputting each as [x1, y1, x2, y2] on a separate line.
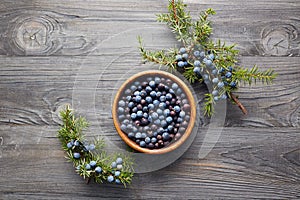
[57, 106, 134, 187]
[138, 0, 277, 116]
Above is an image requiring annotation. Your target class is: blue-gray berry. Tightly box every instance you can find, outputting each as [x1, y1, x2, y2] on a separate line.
[73, 152, 80, 159]
[89, 161, 97, 167]
[85, 164, 91, 170]
[178, 61, 185, 67]
[114, 171, 121, 177]
[107, 175, 114, 183]
[95, 166, 102, 173]
[212, 78, 219, 84]
[74, 140, 80, 146]
[194, 60, 201, 66]
[179, 47, 186, 54]
[117, 164, 123, 170]
[111, 161, 117, 168]
[116, 157, 123, 165]
[193, 67, 201, 74]
[67, 142, 73, 149]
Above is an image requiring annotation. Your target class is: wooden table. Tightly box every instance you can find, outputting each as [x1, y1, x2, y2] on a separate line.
[0, 0, 299, 199]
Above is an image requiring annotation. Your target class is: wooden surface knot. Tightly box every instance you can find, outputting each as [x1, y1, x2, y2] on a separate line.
[261, 23, 298, 56]
[11, 15, 60, 55]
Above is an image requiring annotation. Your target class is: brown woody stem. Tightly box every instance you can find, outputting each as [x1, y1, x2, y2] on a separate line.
[86, 178, 91, 184]
[171, 0, 179, 24]
[230, 92, 248, 115]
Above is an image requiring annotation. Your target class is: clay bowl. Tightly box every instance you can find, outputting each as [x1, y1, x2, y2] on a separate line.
[112, 70, 196, 154]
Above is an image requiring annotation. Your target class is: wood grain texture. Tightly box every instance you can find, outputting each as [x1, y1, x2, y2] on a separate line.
[0, 0, 299, 199]
[0, 126, 299, 199]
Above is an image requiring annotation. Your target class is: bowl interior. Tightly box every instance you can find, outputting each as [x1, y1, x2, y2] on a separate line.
[112, 70, 196, 154]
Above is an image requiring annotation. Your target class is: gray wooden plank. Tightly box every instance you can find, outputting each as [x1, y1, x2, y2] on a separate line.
[0, 0, 298, 56]
[0, 56, 299, 127]
[0, 125, 299, 199]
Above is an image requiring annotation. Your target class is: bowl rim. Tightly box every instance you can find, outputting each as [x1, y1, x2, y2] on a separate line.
[112, 70, 196, 154]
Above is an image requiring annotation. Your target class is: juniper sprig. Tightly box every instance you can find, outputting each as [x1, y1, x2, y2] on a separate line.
[57, 105, 134, 187]
[138, 0, 276, 116]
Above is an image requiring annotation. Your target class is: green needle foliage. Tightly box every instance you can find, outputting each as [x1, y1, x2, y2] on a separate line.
[57, 105, 134, 187]
[138, 0, 276, 116]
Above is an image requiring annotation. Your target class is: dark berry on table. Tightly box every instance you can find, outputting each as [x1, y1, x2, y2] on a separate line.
[128, 132, 135, 139]
[128, 102, 134, 108]
[148, 103, 154, 110]
[118, 107, 124, 113]
[154, 77, 161, 84]
[161, 120, 167, 128]
[162, 132, 170, 141]
[151, 137, 157, 143]
[136, 104, 143, 110]
[136, 110, 143, 118]
[135, 132, 142, 139]
[183, 104, 191, 112]
[118, 100, 126, 107]
[145, 137, 151, 144]
[147, 143, 154, 149]
[141, 133, 147, 138]
[135, 95, 142, 103]
[149, 80, 156, 88]
[140, 141, 146, 147]
[145, 96, 152, 103]
[131, 113, 137, 120]
[166, 116, 173, 123]
[158, 140, 164, 147]
[145, 86, 152, 93]
[174, 105, 181, 113]
[182, 121, 188, 127]
[157, 135, 162, 140]
[175, 133, 181, 140]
